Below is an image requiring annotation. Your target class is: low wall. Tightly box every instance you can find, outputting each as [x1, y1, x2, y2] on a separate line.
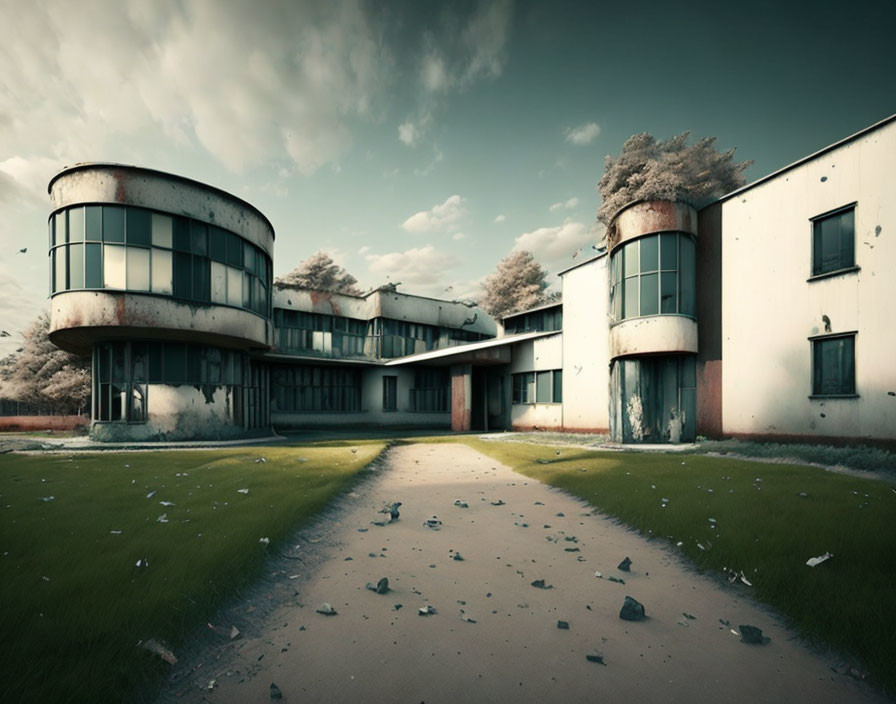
[0, 415, 89, 432]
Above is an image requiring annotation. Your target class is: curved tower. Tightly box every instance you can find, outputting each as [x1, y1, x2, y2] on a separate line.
[47, 164, 274, 440]
[606, 200, 698, 443]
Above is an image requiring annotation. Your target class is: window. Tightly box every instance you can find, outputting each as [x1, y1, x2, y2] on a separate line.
[811, 333, 856, 396]
[811, 205, 855, 277]
[410, 368, 449, 412]
[383, 376, 398, 411]
[513, 370, 562, 404]
[610, 233, 695, 322]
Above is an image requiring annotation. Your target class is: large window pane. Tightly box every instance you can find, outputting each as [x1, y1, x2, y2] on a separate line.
[660, 272, 677, 314]
[553, 370, 563, 403]
[152, 214, 173, 248]
[192, 257, 209, 301]
[173, 217, 191, 252]
[151, 249, 172, 294]
[679, 236, 696, 316]
[623, 277, 639, 319]
[103, 207, 125, 243]
[54, 246, 66, 291]
[131, 343, 148, 382]
[55, 211, 68, 244]
[103, 245, 126, 289]
[85, 243, 102, 288]
[640, 273, 658, 316]
[225, 232, 242, 266]
[210, 260, 227, 303]
[623, 242, 639, 277]
[164, 343, 186, 383]
[640, 235, 658, 272]
[68, 243, 84, 289]
[227, 265, 242, 306]
[191, 221, 208, 256]
[209, 226, 227, 261]
[127, 209, 152, 246]
[839, 211, 854, 269]
[243, 272, 252, 309]
[661, 233, 678, 269]
[536, 371, 552, 402]
[148, 343, 163, 382]
[173, 252, 192, 298]
[84, 206, 101, 241]
[814, 336, 855, 395]
[127, 246, 150, 291]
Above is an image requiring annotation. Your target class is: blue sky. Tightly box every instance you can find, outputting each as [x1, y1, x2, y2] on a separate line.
[1, 0, 893, 356]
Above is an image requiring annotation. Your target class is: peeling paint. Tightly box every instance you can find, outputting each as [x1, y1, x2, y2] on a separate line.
[626, 394, 645, 441]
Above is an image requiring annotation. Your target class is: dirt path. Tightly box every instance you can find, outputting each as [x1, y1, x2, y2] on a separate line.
[156, 443, 884, 703]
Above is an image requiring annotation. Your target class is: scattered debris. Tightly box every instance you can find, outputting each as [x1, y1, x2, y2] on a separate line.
[156, 514, 168, 523]
[491, 500, 506, 506]
[110, 530, 122, 535]
[136, 558, 149, 568]
[316, 603, 337, 616]
[423, 518, 442, 530]
[418, 605, 437, 616]
[619, 595, 645, 621]
[557, 620, 570, 630]
[393, 604, 403, 611]
[452, 553, 465, 561]
[845, 666, 868, 681]
[366, 577, 390, 594]
[585, 653, 606, 665]
[608, 576, 625, 585]
[140, 638, 177, 665]
[564, 547, 580, 552]
[454, 500, 469, 508]
[536, 459, 553, 464]
[357, 528, 368, 532]
[259, 537, 270, 546]
[594, 571, 602, 578]
[380, 502, 402, 520]
[270, 682, 283, 699]
[460, 612, 477, 624]
[371, 520, 389, 527]
[799, 492, 809, 498]
[159, 501, 175, 507]
[237, 489, 249, 495]
[739, 624, 769, 644]
[682, 612, 696, 620]
[617, 557, 632, 572]
[806, 552, 833, 567]
[146, 490, 157, 499]
[255, 457, 267, 463]
[530, 579, 553, 589]
[39, 496, 55, 502]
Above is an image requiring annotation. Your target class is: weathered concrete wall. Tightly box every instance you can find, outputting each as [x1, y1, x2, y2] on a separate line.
[273, 411, 449, 428]
[560, 256, 610, 433]
[609, 200, 698, 251]
[609, 316, 698, 358]
[696, 202, 723, 437]
[509, 333, 562, 373]
[510, 403, 562, 430]
[451, 364, 472, 431]
[50, 291, 271, 355]
[721, 119, 896, 442]
[90, 384, 246, 441]
[0, 415, 89, 432]
[49, 164, 275, 256]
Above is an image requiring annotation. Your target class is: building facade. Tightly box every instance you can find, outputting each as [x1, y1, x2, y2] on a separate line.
[45, 114, 896, 446]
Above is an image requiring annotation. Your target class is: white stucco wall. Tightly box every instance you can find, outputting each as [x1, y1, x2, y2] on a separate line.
[721, 119, 896, 441]
[509, 333, 563, 429]
[560, 256, 610, 432]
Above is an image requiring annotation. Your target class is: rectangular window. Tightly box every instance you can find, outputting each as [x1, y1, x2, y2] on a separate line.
[84, 206, 101, 241]
[103, 244, 126, 289]
[210, 260, 227, 303]
[209, 226, 227, 261]
[173, 252, 192, 298]
[227, 265, 242, 306]
[536, 371, 552, 402]
[152, 214, 173, 249]
[151, 249, 172, 294]
[173, 217, 191, 252]
[553, 370, 563, 403]
[85, 243, 103, 288]
[383, 375, 397, 411]
[103, 207, 125, 243]
[511, 372, 536, 404]
[164, 343, 186, 383]
[812, 334, 856, 396]
[127, 246, 150, 291]
[70, 208, 86, 242]
[54, 246, 67, 291]
[640, 272, 659, 316]
[190, 221, 208, 256]
[56, 211, 69, 243]
[679, 236, 696, 317]
[68, 243, 84, 289]
[192, 257, 209, 301]
[225, 232, 242, 267]
[812, 206, 855, 276]
[640, 235, 658, 272]
[127, 209, 152, 246]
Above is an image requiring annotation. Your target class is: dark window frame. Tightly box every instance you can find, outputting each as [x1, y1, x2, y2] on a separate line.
[808, 331, 858, 398]
[809, 203, 857, 279]
[382, 375, 398, 411]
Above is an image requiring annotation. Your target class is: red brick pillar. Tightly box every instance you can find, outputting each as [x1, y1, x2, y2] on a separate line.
[450, 363, 472, 431]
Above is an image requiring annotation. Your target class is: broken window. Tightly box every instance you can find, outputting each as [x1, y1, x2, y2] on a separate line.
[811, 205, 855, 277]
[811, 333, 856, 396]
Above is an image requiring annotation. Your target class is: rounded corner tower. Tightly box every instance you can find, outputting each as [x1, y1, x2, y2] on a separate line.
[606, 199, 699, 443]
[47, 163, 274, 441]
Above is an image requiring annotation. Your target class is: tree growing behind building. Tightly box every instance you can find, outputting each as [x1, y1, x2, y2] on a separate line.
[481, 250, 557, 320]
[597, 132, 752, 224]
[0, 313, 91, 414]
[275, 250, 362, 294]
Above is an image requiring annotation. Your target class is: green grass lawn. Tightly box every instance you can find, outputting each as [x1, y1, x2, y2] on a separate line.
[466, 438, 896, 695]
[0, 441, 385, 703]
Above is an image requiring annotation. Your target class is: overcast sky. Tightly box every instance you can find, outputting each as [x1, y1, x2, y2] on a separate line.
[1, 0, 894, 356]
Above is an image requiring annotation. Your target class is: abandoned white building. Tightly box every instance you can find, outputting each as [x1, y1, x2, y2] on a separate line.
[45, 114, 896, 447]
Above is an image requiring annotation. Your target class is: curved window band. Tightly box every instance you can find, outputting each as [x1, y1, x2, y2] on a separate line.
[49, 204, 271, 318]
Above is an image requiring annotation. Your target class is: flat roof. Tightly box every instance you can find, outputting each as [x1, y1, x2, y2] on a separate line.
[711, 112, 896, 205]
[384, 330, 559, 366]
[502, 300, 562, 321]
[557, 251, 606, 276]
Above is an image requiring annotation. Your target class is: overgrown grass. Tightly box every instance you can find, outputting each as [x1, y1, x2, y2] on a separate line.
[0, 441, 385, 703]
[465, 438, 896, 695]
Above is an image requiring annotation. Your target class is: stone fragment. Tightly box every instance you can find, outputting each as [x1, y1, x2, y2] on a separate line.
[491, 499, 505, 506]
[380, 502, 402, 520]
[619, 596, 645, 621]
[608, 576, 625, 584]
[530, 579, 553, 589]
[452, 553, 465, 561]
[424, 518, 442, 529]
[270, 682, 283, 699]
[739, 624, 768, 644]
[366, 577, 390, 594]
[618, 557, 632, 572]
[454, 500, 469, 508]
[557, 620, 570, 630]
[316, 603, 337, 616]
[140, 638, 177, 664]
[585, 653, 605, 665]
[418, 605, 437, 616]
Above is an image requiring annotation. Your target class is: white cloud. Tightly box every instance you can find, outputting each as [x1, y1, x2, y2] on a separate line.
[549, 197, 579, 212]
[402, 194, 466, 233]
[513, 220, 601, 272]
[564, 122, 601, 146]
[364, 245, 461, 296]
[493, 214, 506, 223]
[452, 232, 467, 241]
[398, 121, 420, 147]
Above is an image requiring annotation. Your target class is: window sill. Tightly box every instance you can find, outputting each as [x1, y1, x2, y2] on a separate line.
[808, 394, 859, 400]
[807, 266, 860, 283]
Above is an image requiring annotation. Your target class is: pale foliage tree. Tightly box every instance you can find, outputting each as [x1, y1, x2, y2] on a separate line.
[275, 251, 362, 294]
[597, 132, 752, 224]
[481, 250, 556, 320]
[0, 313, 91, 414]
